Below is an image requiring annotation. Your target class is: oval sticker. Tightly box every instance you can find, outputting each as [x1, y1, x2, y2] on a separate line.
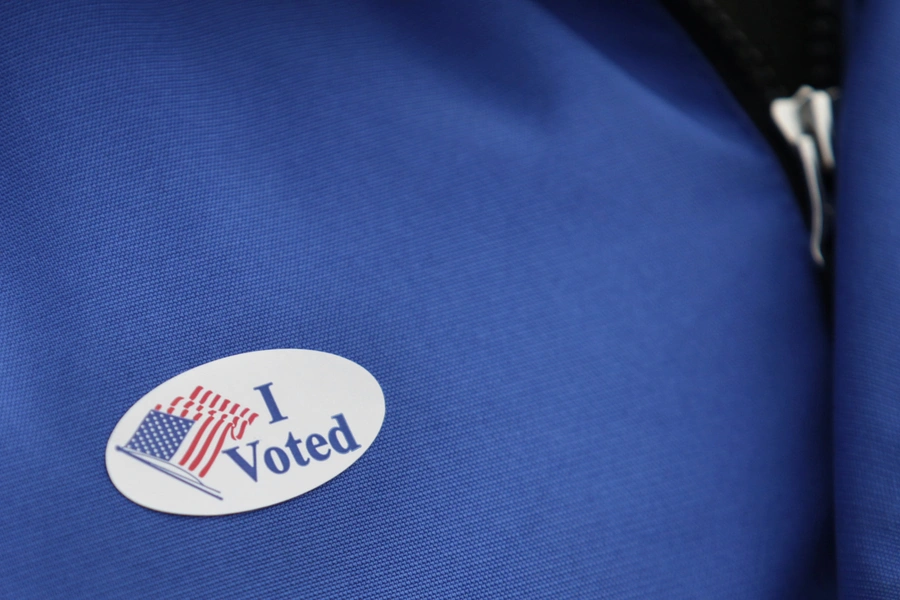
[105, 349, 385, 516]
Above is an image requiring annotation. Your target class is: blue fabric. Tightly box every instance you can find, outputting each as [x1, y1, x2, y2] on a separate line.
[0, 1, 833, 597]
[835, 1, 900, 596]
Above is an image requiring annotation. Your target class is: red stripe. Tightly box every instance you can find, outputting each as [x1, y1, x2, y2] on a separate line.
[209, 394, 221, 408]
[155, 404, 162, 411]
[228, 416, 240, 439]
[200, 390, 213, 405]
[235, 413, 258, 439]
[170, 397, 184, 407]
[198, 424, 233, 478]
[248, 413, 258, 425]
[229, 403, 240, 415]
[239, 408, 249, 418]
[179, 416, 214, 466]
[189, 386, 204, 400]
[188, 417, 227, 471]
[220, 399, 230, 412]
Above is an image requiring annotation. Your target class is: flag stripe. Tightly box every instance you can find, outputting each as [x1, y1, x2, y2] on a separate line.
[199, 424, 234, 478]
[179, 415, 215, 466]
[189, 416, 227, 471]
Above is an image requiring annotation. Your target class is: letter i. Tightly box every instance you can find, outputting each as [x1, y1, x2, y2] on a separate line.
[254, 382, 288, 423]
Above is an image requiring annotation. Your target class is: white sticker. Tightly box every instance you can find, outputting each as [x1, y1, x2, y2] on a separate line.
[105, 349, 385, 516]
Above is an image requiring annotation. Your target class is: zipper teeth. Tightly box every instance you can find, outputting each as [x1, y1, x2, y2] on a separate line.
[807, 0, 842, 89]
[684, 0, 787, 101]
[679, 0, 843, 96]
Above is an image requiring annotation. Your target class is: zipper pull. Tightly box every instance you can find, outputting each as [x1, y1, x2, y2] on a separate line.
[770, 86, 837, 267]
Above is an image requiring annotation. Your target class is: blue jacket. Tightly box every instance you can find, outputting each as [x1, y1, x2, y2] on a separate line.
[0, 1, 888, 597]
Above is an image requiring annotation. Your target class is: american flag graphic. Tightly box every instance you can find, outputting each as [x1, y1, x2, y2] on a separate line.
[116, 385, 259, 500]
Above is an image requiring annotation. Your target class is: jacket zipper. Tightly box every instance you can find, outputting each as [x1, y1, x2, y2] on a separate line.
[660, 0, 841, 269]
